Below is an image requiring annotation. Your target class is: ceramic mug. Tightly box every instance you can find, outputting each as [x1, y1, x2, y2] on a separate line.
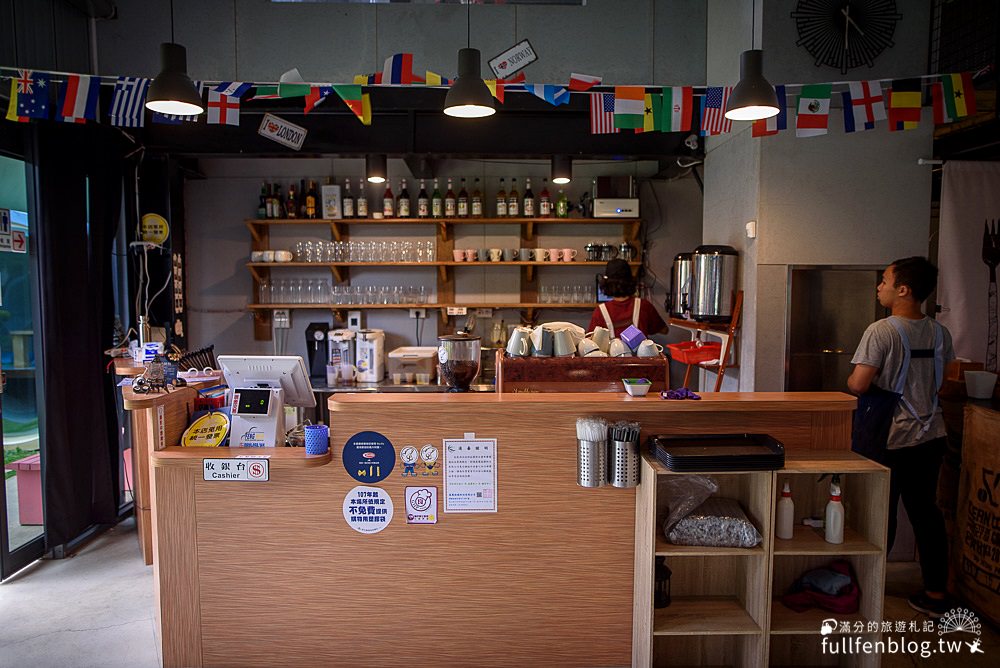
[585, 350, 609, 358]
[489, 248, 503, 262]
[636, 340, 664, 358]
[609, 338, 631, 357]
[518, 248, 533, 262]
[530, 326, 554, 357]
[506, 326, 533, 357]
[547, 248, 561, 263]
[250, 251, 265, 262]
[503, 248, 519, 262]
[465, 249, 478, 262]
[552, 329, 575, 357]
[479, 248, 491, 263]
[589, 327, 612, 353]
[533, 249, 548, 262]
[274, 250, 293, 262]
[453, 249, 466, 262]
[261, 250, 275, 262]
[577, 338, 600, 356]
[561, 249, 577, 262]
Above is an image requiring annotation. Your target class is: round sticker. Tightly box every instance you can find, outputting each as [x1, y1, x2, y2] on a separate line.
[438, 347, 448, 364]
[343, 486, 394, 534]
[181, 411, 230, 447]
[140, 213, 170, 245]
[342, 431, 395, 483]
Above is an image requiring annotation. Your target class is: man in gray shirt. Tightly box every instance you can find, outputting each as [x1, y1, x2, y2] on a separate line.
[848, 257, 954, 618]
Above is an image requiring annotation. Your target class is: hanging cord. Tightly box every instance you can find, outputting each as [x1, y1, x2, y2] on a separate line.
[170, 0, 175, 43]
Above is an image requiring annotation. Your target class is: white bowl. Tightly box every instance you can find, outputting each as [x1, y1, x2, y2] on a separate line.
[622, 378, 652, 397]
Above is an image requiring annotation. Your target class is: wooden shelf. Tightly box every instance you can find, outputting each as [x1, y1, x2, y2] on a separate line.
[653, 597, 761, 636]
[246, 216, 640, 225]
[769, 600, 870, 635]
[246, 261, 637, 268]
[780, 451, 887, 474]
[247, 303, 597, 310]
[655, 535, 766, 557]
[773, 525, 880, 556]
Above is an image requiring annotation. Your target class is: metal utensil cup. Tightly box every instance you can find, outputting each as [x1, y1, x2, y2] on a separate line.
[609, 438, 640, 488]
[577, 439, 608, 488]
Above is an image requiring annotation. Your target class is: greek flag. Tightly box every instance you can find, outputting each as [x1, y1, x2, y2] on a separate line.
[214, 81, 252, 98]
[109, 77, 150, 127]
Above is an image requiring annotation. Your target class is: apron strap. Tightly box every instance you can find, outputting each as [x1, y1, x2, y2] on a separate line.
[599, 303, 614, 332]
[631, 297, 641, 328]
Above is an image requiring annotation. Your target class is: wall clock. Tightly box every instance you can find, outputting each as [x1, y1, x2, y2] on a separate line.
[791, 0, 903, 74]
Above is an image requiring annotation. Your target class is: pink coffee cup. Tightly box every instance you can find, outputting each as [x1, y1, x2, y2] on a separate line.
[465, 249, 478, 262]
[453, 249, 465, 262]
[547, 248, 561, 263]
[561, 248, 577, 262]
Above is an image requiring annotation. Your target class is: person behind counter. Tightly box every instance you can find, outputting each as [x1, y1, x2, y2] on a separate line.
[588, 258, 668, 337]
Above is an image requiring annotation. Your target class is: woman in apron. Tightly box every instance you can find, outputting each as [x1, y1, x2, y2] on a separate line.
[588, 259, 668, 337]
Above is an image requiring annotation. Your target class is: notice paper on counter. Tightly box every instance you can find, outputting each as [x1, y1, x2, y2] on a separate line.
[444, 433, 497, 513]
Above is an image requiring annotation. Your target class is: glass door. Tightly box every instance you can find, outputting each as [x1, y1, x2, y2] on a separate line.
[1, 157, 44, 580]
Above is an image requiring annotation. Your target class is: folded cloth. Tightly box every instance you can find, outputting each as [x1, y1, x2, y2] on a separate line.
[542, 322, 586, 343]
[781, 559, 860, 614]
[661, 388, 701, 400]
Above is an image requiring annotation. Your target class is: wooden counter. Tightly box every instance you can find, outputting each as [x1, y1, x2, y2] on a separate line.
[150, 391, 855, 667]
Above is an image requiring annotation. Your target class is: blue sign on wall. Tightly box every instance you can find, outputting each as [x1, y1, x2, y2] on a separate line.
[342, 431, 395, 483]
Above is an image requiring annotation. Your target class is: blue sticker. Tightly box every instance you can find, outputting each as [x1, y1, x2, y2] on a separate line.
[343, 431, 395, 483]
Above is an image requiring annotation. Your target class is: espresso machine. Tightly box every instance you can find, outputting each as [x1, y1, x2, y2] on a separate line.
[305, 322, 330, 380]
[328, 329, 356, 367]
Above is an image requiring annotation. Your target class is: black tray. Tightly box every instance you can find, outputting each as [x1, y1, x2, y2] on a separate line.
[649, 433, 785, 471]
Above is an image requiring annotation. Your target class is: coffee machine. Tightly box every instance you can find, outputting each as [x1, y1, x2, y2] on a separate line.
[328, 329, 356, 367]
[305, 322, 330, 380]
[356, 329, 385, 383]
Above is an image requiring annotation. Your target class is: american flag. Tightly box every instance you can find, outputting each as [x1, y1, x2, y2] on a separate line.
[589, 92, 619, 134]
[700, 86, 732, 136]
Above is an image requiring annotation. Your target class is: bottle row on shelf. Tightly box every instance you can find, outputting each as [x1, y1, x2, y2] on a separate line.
[256, 176, 576, 221]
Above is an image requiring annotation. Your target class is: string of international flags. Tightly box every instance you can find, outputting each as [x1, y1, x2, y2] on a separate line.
[1, 52, 978, 139]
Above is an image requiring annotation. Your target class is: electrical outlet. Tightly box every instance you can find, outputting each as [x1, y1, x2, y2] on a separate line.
[409, 308, 426, 319]
[273, 309, 291, 328]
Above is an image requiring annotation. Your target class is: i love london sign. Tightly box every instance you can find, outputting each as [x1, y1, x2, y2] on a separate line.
[489, 39, 537, 79]
[258, 113, 307, 151]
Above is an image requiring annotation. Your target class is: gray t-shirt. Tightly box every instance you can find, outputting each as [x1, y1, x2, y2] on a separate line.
[851, 316, 955, 449]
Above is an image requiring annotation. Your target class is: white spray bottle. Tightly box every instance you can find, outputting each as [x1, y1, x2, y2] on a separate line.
[776, 481, 795, 540]
[825, 474, 844, 545]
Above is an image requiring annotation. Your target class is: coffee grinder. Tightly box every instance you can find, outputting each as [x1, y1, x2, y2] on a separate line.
[305, 322, 330, 380]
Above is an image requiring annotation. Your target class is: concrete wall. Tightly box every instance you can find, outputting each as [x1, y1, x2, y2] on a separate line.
[703, 0, 933, 391]
[96, 0, 708, 86]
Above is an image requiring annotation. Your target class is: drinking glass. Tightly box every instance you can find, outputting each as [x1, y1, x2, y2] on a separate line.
[539, 285, 551, 304]
[257, 279, 270, 305]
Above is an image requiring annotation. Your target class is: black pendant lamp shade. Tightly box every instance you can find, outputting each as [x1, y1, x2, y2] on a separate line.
[366, 154, 387, 184]
[146, 42, 204, 115]
[551, 155, 572, 184]
[443, 48, 495, 118]
[724, 49, 779, 121]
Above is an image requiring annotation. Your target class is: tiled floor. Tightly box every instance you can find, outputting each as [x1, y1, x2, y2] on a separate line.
[1, 518, 997, 667]
[0, 518, 158, 668]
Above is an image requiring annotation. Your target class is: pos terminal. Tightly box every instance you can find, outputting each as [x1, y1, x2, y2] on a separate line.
[218, 355, 316, 448]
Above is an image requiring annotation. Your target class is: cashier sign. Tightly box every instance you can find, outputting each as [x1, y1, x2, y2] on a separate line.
[203, 458, 268, 481]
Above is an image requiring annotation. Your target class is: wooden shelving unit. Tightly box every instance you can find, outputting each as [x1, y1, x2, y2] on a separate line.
[245, 216, 644, 339]
[634, 450, 889, 667]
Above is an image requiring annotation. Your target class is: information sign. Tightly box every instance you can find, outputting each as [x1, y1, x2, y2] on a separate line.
[444, 433, 497, 513]
[343, 486, 393, 534]
[202, 458, 269, 482]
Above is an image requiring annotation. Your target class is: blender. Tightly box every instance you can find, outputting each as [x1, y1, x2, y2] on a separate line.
[437, 333, 481, 391]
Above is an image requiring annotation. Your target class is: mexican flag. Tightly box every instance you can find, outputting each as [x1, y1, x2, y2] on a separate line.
[795, 83, 832, 137]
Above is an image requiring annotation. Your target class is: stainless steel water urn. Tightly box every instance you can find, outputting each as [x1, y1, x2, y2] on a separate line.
[690, 245, 738, 322]
[669, 252, 693, 317]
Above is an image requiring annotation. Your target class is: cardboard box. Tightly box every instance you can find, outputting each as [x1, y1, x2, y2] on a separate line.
[321, 184, 342, 219]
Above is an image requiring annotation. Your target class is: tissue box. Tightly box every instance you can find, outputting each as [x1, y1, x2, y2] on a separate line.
[620, 325, 646, 351]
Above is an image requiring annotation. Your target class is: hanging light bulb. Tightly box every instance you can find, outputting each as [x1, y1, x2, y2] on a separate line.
[444, 48, 495, 118]
[146, 42, 204, 115]
[551, 156, 572, 184]
[725, 49, 779, 121]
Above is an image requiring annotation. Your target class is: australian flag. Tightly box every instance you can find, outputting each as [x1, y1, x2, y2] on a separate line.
[14, 70, 51, 119]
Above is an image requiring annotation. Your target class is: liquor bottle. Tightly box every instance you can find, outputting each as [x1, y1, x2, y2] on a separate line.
[356, 180, 368, 218]
[522, 178, 535, 217]
[342, 178, 354, 219]
[417, 179, 430, 218]
[273, 185, 284, 219]
[444, 178, 457, 217]
[457, 178, 469, 217]
[507, 178, 520, 217]
[383, 181, 395, 218]
[299, 179, 308, 218]
[285, 185, 297, 218]
[496, 178, 507, 217]
[555, 188, 569, 218]
[538, 179, 552, 217]
[398, 178, 411, 218]
[471, 178, 483, 217]
[431, 178, 443, 217]
[306, 180, 319, 219]
[257, 183, 268, 219]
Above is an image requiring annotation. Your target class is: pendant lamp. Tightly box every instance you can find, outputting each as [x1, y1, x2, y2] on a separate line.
[146, 42, 204, 116]
[551, 155, 572, 184]
[444, 48, 495, 118]
[724, 49, 779, 121]
[366, 154, 387, 184]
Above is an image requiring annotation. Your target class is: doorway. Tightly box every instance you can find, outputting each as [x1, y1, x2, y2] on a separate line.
[0, 155, 45, 579]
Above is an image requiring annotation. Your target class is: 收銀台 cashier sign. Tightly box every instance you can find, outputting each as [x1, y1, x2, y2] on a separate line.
[258, 113, 307, 151]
